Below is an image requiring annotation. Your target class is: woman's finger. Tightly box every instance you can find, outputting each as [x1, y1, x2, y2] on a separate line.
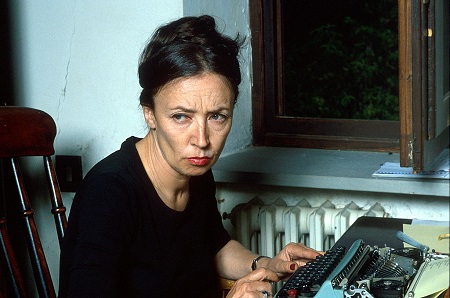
[227, 268, 278, 298]
[247, 267, 280, 283]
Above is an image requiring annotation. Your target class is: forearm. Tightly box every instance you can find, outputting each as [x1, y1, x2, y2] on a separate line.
[215, 239, 270, 280]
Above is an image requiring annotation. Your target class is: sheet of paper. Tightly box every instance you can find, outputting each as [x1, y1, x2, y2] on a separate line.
[402, 224, 449, 297]
[406, 257, 449, 298]
[372, 148, 449, 179]
[372, 162, 449, 179]
[403, 224, 449, 253]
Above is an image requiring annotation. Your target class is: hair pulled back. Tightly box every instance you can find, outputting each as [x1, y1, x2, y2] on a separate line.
[138, 15, 244, 109]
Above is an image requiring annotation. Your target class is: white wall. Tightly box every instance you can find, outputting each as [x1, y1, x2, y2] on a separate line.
[11, 1, 183, 174]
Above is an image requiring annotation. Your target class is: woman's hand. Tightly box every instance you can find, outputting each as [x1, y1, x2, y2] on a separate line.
[262, 242, 322, 280]
[226, 268, 279, 298]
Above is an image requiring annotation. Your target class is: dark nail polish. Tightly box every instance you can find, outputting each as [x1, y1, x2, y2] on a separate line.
[290, 263, 296, 270]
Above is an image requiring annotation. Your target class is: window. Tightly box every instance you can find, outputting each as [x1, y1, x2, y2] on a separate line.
[250, 0, 449, 172]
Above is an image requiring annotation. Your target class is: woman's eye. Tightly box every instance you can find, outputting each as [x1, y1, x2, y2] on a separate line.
[210, 113, 227, 122]
[172, 114, 188, 122]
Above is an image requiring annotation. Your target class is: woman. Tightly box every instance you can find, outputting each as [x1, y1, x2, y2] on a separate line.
[59, 15, 319, 297]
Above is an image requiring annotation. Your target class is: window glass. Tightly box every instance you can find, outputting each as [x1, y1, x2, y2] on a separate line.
[281, 0, 399, 120]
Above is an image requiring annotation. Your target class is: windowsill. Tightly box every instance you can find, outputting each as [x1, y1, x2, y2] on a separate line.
[212, 147, 449, 197]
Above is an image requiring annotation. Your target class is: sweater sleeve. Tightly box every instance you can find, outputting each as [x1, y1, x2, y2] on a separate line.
[59, 173, 135, 297]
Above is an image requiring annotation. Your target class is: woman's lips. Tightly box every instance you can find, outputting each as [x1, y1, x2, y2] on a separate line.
[187, 157, 211, 166]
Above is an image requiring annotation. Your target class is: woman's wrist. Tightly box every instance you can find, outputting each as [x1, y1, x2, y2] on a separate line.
[251, 255, 270, 271]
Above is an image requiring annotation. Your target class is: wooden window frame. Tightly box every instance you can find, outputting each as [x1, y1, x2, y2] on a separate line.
[250, 0, 449, 171]
[399, 0, 449, 171]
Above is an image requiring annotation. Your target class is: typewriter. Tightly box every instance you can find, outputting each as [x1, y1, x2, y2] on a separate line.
[275, 237, 448, 298]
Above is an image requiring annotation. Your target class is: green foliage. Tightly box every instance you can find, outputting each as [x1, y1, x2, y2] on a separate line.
[283, 0, 399, 120]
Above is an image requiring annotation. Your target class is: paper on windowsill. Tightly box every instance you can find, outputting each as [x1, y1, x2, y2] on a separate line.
[372, 149, 449, 179]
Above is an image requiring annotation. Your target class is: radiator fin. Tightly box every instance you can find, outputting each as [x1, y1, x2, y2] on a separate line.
[229, 198, 389, 253]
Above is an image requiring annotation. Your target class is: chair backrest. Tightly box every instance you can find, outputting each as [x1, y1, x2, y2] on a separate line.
[0, 106, 67, 298]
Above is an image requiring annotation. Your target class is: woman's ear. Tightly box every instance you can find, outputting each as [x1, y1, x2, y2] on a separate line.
[143, 106, 157, 130]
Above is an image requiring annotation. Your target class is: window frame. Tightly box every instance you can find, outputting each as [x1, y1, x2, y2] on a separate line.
[399, 0, 449, 171]
[250, 0, 449, 171]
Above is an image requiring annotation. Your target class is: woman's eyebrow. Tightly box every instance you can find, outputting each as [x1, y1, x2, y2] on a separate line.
[167, 104, 196, 113]
[169, 105, 231, 113]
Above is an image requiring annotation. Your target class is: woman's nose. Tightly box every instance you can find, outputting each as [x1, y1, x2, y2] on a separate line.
[191, 121, 210, 148]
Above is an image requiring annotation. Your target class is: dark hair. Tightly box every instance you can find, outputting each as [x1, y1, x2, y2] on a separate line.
[138, 15, 244, 109]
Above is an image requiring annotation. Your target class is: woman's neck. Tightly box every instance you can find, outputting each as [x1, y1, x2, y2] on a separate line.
[136, 134, 190, 211]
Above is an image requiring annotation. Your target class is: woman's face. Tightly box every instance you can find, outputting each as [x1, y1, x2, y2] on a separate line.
[143, 73, 234, 177]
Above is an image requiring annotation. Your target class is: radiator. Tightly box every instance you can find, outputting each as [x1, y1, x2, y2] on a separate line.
[226, 197, 389, 256]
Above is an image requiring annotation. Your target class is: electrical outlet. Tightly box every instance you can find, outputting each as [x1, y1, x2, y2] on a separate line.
[55, 155, 82, 192]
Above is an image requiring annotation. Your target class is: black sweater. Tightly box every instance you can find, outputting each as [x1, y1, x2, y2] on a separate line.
[59, 137, 231, 297]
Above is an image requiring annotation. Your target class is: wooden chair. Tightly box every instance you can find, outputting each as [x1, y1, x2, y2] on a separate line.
[0, 106, 67, 298]
[218, 277, 235, 297]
